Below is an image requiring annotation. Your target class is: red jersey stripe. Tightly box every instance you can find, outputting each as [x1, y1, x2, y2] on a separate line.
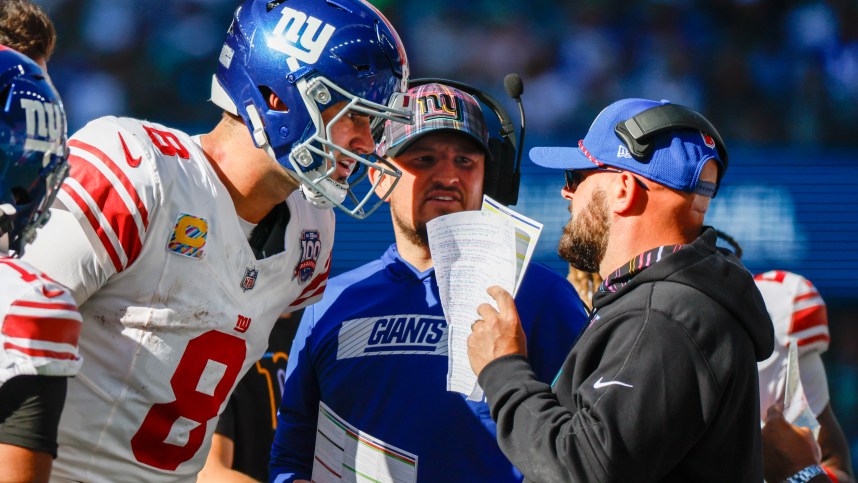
[2, 314, 81, 346]
[61, 184, 124, 272]
[66, 153, 144, 268]
[302, 267, 329, 295]
[69, 139, 150, 229]
[754, 271, 787, 283]
[794, 291, 819, 303]
[290, 285, 327, 307]
[3, 342, 78, 361]
[796, 333, 830, 348]
[291, 266, 330, 305]
[0, 258, 38, 282]
[296, 257, 331, 297]
[791, 305, 828, 334]
[0, 261, 70, 299]
[290, 283, 327, 307]
[12, 300, 78, 312]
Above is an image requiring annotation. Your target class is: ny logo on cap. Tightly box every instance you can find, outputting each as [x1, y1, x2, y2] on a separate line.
[417, 94, 463, 122]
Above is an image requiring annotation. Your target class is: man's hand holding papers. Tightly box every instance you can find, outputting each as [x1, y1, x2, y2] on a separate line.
[468, 286, 527, 377]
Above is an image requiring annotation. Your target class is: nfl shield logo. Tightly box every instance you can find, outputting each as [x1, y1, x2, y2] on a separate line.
[240, 267, 259, 292]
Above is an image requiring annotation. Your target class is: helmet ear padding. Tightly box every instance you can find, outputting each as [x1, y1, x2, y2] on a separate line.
[210, 75, 238, 116]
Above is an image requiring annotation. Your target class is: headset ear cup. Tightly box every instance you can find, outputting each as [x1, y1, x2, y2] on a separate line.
[486, 137, 518, 205]
[484, 138, 503, 202]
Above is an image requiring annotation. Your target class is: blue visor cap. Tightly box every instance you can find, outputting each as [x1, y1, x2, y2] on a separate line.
[530, 98, 727, 197]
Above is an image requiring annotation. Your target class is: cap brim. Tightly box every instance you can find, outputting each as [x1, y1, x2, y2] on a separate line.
[529, 146, 595, 171]
[387, 128, 489, 158]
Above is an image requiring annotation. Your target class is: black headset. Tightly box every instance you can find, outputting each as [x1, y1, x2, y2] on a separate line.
[406, 75, 526, 206]
[614, 103, 729, 194]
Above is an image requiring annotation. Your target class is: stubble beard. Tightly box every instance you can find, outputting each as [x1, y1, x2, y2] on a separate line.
[390, 186, 468, 250]
[392, 205, 430, 249]
[558, 188, 610, 274]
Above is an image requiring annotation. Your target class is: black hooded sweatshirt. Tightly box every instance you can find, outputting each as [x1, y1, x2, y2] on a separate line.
[479, 227, 775, 482]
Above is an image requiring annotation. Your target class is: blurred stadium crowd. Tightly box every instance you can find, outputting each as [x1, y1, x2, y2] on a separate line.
[36, 0, 858, 146]
[33, 0, 858, 470]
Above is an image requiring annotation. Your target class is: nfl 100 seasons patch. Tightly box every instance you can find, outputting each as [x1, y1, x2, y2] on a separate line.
[293, 230, 321, 283]
[167, 213, 208, 259]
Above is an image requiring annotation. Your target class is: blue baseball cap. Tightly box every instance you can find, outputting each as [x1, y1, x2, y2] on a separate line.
[530, 98, 727, 197]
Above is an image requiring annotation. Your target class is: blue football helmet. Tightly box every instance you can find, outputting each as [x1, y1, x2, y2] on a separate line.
[211, 0, 412, 219]
[0, 46, 67, 257]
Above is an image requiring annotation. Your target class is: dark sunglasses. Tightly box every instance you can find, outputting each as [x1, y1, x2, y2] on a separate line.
[564, 168, 649, 192]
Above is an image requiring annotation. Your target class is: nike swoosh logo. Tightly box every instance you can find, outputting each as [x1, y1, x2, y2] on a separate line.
[593, 377, 633, 389]
[119, 133, 141, 167]
[42, 285, 64, 298]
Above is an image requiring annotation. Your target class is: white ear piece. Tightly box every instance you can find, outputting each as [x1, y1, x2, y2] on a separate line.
[0, 203, 17, 216]
[0, 204, 14, 255]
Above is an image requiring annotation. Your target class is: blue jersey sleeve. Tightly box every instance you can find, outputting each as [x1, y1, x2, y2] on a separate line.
[269, 305, 321, 482]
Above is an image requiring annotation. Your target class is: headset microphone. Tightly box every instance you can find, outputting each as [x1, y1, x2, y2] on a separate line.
[503, 73, 525, 205]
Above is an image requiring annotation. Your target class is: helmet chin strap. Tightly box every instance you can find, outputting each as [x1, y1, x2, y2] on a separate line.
[272, 143, 347, 210]
[300, 184, 334, 209]
[299, 172, 348, 209]
[244, 104, 270, 148]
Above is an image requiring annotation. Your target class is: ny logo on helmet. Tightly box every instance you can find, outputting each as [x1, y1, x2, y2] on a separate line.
[20, 98, 63, 158]
[268, 6, 336, 68]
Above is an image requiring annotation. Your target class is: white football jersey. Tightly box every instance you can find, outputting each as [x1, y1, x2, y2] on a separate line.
[22, 116, 334, 482]
[0, 257, 82, 386]
[755, 270, 830, 422]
